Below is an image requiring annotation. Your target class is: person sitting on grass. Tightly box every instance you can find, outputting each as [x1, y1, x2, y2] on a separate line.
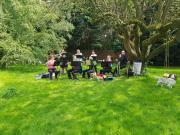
[67, 55, 82, 80]
[100, 55, 113, 75]
[82, 56, 96, 79]
[47, 55, 59, 80]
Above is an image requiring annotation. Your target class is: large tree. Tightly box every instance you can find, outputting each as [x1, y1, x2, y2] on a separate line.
[90, 0, 180, 69]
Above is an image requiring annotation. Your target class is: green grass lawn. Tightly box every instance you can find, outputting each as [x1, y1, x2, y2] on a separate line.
[0, 66, 179, 135]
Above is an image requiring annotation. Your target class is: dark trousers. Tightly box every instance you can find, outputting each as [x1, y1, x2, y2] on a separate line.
[82, 69, 94, 78]
[100, 69, 112, 74]
[48, 69, 59, 80]
[67, 69, 81, 79]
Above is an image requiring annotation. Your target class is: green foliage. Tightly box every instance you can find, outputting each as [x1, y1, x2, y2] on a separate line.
[0, 0, 74, 67]
[0, 33, 35, 67]
[112, 39, 123, 52]
[0, 46, 5, 60]
[0, 0, 179, 67]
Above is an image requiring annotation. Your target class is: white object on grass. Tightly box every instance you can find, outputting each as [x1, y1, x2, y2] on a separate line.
[133, 62, 142, 75]
[157, 78, 176, 88]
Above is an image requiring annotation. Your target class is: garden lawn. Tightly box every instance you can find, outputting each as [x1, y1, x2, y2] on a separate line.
[0, 66, 179, 135]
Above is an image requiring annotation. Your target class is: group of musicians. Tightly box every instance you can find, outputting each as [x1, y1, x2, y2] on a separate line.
[47, 49, 128, 80]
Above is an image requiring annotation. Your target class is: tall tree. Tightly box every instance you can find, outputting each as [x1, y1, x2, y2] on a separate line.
[90, 0, 180, 70]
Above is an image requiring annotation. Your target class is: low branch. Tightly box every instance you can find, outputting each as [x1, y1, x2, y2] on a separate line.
[142, 22, 174, 48]
[148, 38, 177, 60]
[147, 23, 162, 31]
[142, 33, 162, 47]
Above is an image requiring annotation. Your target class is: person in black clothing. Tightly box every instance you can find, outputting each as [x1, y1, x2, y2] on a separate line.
[90, 50, 98, 73]
[59, 49, 68, 74]
[100, 55, 113, 74]
[75, 49, 83, 73]
[119, 50, 128, 69]
[82, 56, 95, 79]
[67, 55, 82, 80]
[113, 50, 128, 76]
[75, 49, 83, 61]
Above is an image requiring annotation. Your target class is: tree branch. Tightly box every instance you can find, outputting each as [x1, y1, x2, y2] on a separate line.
[132, 0, 143, 20]
[148, 38, 177, 60]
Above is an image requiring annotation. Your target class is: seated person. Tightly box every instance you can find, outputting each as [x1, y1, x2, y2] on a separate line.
[100, 55, 113, 75]
[75, 49, 83, 73]
[119, 50, 128, 69]
[114, 50, 128, 76]
[67, 55, 82, 80]
[59, 49, 68, 74]
[90, 50, 98, 73]
[75, 49, 83, 62]
[82, 56, 95, 79]
[54, 55, 61, 78]
[47, 55, 59, 80]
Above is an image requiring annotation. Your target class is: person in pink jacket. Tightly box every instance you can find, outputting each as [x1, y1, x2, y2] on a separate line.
[47, 55, 58, 80]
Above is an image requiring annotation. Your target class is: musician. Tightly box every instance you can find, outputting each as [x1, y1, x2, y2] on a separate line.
[47, 55, 59, 80]
[75, 49, 83, 73]
[119, 50, 128, 69]
[75, 49, 83, 62]
[100, 55, 113, 74]
[90, 50, 98, 73]
[82, 56, 95, 79]
[67, 55, 82, 80]
[59, 49, 68, 74]
[113, 50, 128, 75]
